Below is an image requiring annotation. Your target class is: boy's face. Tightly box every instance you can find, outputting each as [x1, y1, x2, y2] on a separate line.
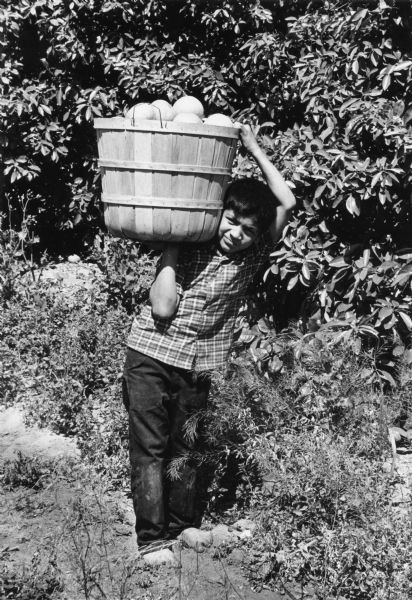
[217, 208, 260, 254]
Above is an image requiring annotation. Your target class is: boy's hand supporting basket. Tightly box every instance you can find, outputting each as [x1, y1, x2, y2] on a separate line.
[236, 123, 296, 244]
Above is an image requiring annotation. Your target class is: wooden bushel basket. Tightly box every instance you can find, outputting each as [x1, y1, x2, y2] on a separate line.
[94, 118, 240, 242]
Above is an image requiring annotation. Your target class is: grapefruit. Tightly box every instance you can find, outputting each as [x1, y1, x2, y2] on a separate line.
[125, 103, 156, 120]
[204, 113, 233, 127]
[173, 113, 203, 124]
[173, 95, 204, 118]
[151, 99, 176, 122]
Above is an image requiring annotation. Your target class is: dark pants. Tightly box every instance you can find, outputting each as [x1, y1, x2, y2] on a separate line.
[122, 348, 210, 544]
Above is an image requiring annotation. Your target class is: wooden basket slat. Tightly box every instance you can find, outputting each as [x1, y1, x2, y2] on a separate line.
[227, 141, 237, 170]
[119, 206, 137, 239]
[153, 171, 172, 202]
[210, 137, 219, 168]
[188, 209, 205, 240]
[209, 175, 226, 202]
[203, 210, 217, 239]
[194, 210, 207, 242]
[134, 206, 154, 239]
[171, 208, 191, 238]
[153, 207, 172, 238]
[198, 136, 215, 167]
[134, 131, 152, 201]
[152, 128, 172, 163]
[216, 139, 228, 170]
[105, 204, 120, 236]
[192, 173, 209, 203]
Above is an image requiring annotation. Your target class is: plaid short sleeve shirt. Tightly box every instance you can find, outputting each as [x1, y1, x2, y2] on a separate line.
[127, 236, 272, 371]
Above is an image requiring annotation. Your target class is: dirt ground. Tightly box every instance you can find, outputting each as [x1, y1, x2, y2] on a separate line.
[0, 405, 284, 600]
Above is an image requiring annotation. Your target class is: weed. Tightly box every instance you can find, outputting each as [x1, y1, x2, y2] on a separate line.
[0, 452, 56, 491]
[59, 488, 148, 600]
[2, 244, 412, 599]
[92, 236, 157, 314]
[0, 554, 62, 600]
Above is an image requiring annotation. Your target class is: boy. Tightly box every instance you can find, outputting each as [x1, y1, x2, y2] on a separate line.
[122, 124, 296, 550]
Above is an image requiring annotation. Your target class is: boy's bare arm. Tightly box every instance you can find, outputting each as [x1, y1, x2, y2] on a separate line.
[238, 124, 296, 243]
[150, 244, 180, 319]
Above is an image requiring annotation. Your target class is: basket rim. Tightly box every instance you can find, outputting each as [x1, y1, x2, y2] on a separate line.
[93, 117, 240, 139]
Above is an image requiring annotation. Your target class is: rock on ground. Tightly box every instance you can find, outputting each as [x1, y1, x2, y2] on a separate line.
[0, 406, 80, 462]
[143, 548, 178, 566]
[179, 528, 213, 552]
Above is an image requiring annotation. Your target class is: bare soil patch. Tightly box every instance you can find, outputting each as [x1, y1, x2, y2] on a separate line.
[0, 404, 281, 599]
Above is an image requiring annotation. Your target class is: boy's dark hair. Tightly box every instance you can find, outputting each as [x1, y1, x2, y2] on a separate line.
[223, 178, 277, 233]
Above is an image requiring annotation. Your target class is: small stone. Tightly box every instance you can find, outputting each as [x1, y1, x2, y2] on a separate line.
[236, 529, 252, 540]
[67, 254, 81, 263]
[143, 548, 177, 566]
[231, 518, 257, 533]
[179, 528, 212, 552]
[402, 417, 412, 430]
[211, 524, 238, 547]
[389, 427, 406, 442]
[228, 548, 244, 565]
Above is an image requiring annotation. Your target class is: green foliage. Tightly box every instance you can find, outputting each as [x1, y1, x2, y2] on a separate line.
[1, 0, 293, 249]
[254, 3, 412, 379]
[0, 452, 55, 491]
[0, 562, 62, 600]
[248, 435, 412, 599]
[2, 246, 412, 598]
[0, 232, 158, 485]
[92, 235, 157, 314]
[3, 0, 412, 375]
[0, 265, 131, 483]
[0, 216, 40, 304]
[201, 342, 412, 599]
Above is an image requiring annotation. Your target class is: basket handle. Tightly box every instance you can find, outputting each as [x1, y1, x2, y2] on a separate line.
[128, 103, 165, 128]
[151, 104, 164, 128]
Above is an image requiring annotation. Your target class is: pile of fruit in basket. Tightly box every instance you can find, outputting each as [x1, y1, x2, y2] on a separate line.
[124, 95, 234, 127]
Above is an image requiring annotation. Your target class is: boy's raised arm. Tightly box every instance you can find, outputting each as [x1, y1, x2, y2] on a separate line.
[150, 244, 180, 319]
[237, 124, 296, 244]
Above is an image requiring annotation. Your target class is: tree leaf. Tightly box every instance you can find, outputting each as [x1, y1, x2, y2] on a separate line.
[382, 73, 391, 90]
[378, 370, 397, 387]
[329, 256, 348, 268]
[346, 196, 360, 216]
[398, 311, 412, 330]
[379, 306, 393, 321]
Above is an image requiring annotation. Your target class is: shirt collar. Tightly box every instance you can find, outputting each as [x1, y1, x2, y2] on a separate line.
[207, 237, 257, 263]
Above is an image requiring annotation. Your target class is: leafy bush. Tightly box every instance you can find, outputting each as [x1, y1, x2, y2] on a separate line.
[1, 0, 296, 251]
[0, 452, 57, 491]
[200, 340, 412, 599]
[253, 3, 412, 383]
[2, 243, 412, 597]
[0, 563, 62, 600]
[0, 262, 131, 482]
[91, 235, 157, 314]
[2, 0, 412, 378]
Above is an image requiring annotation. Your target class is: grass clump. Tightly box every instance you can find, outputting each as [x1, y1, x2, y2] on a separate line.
[0, 452, 57, 492]
[0, 558, 62, 600]
[197, 339, 412, 599]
